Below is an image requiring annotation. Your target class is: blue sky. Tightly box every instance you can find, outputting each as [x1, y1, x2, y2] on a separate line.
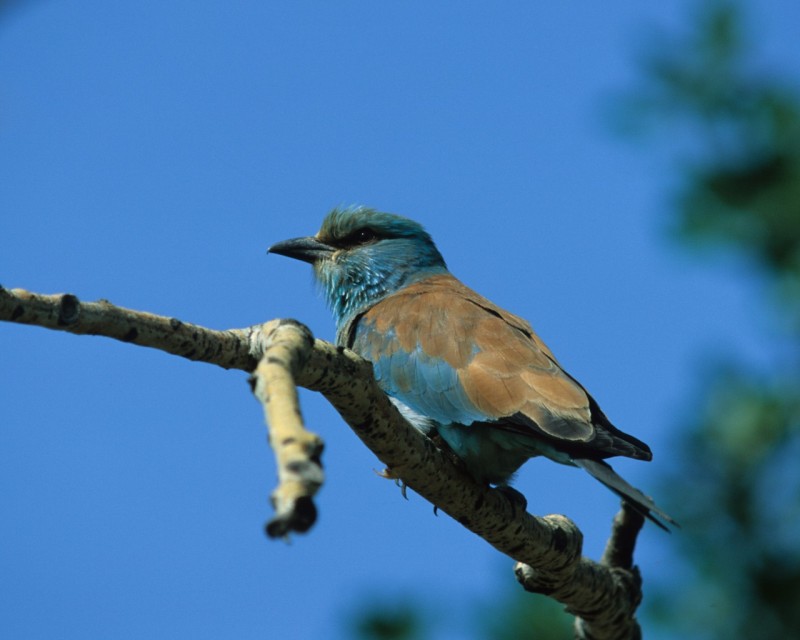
[2, 2, 798, 639]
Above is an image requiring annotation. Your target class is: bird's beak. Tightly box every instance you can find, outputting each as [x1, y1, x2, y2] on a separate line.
[267, 236, 336, 264]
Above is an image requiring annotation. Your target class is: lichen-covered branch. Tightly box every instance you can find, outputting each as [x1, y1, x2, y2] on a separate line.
[249, 319, 324, 538]
[516, 502, 646, 639]
[0, 285, 647, 638]
[0, 285, 258, 370]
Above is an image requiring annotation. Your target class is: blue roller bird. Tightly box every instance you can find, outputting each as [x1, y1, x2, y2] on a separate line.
[269, 206, 675, 528]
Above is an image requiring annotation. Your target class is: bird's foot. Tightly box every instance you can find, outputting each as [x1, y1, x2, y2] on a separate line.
[375, 466, 397, 480]
[374, 467, 408, 500]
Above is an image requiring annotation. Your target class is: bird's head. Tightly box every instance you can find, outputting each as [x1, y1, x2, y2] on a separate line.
[269, 206, 448, 331]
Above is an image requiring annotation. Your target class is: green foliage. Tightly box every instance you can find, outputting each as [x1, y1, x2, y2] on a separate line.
[351, 600, 427, 640]
[659, 370, 800, 638]
[348, 583, 573, 640]
[477, 587, 573, 640]
[618, 1, 800, 317]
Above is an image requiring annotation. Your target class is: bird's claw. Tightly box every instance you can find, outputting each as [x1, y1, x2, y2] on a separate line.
[374, 467, 408, 499]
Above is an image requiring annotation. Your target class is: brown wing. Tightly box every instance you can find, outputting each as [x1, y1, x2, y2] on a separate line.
[361, 274, 594, 435]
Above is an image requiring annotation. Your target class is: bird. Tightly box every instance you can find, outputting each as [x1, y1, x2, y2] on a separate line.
[269, 206, 675, 528]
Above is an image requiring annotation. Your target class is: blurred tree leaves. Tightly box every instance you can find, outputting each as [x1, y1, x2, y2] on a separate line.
[616, 1, 800, 638]
[347, 584, 572, 640]
[615, 0, 800, 320]
[476, 588, 572, 640]
[349, 600, 427, 640]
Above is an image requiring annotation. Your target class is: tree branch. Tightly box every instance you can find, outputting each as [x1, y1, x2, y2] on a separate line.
[1, 285, 647, 638]
[249, 319, 325, 538]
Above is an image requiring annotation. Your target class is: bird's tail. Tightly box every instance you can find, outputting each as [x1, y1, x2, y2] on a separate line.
[572, 458, 678, 531]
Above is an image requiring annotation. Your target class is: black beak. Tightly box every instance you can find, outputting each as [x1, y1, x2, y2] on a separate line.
[267, 236, 336, 264]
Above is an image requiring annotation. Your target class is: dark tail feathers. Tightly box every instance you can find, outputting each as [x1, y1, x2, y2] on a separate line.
[573, 458, 678, 531]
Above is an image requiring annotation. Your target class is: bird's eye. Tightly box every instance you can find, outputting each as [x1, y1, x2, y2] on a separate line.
[336, 227, 380, 248]
[353, 228, 377, 244]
